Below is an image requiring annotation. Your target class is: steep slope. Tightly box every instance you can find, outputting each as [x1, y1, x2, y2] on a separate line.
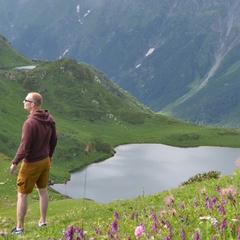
[161, 49, 240, 128]
[0, 35, 33, 68]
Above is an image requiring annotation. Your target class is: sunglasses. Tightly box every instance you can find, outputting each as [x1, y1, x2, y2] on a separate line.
[24, 99, 35, 103]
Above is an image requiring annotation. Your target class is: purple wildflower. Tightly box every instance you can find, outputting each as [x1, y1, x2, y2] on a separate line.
[108, 229, 113, 238]
[147, 232, 153, 238]
[212, 236, 216, 240]
[64, 226, 75, 240]
[221, 199, 227, 205]
[193, 231, 200, 240]
[217, 205, 226, 216]
[114, 211, 119, 219]
[180, 229, 185, 240]
[180, 203, 185, 209]
[220, 219, 227, 232]
[76, 228, 84, 238]
[152, 212, 157, 221]
[205, 196, 212, 209]
[194, 200, 198, 207]
[161, 219, 165, 225]
[216, 185, 221, 193]
[112, 220, 118, 233]
[92, 226, 102, 235]
[165, 221, 172, 237]
[151, 223, 158, 233]
[211, 196, 218, 205]
[166, 220, 170, 228]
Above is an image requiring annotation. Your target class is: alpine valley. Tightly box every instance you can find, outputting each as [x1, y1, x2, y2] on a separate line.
[1, 35, 240, 182]
[1, 0, 240, 127]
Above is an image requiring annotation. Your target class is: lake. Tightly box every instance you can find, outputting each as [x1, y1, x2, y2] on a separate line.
[14, 66, 36, 70]
[51, 144, 240, 203]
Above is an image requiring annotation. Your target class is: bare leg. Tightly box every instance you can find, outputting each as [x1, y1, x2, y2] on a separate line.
[17, 192, 28, 229]
[38, 188, 49, 224]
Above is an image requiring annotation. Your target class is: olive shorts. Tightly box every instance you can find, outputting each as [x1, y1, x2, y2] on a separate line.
[17, 157, 50, 194]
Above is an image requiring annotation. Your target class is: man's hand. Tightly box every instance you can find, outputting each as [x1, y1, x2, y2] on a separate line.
[10, 164, 17, 174]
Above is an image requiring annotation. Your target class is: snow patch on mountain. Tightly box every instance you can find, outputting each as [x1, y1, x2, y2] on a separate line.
[135, 48, 155, 69]
[84, 10, 91, 17]
[59, 49, 69, 59]
[145, 48, 155, 57]
[76, 4, 90, 24]
[77, 5, 80, 13]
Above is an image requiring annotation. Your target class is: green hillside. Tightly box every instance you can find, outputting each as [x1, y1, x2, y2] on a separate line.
[0, 35, 33, 69]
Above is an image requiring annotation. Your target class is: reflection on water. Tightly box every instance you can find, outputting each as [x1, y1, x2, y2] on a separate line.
[52, 144, 240, 203]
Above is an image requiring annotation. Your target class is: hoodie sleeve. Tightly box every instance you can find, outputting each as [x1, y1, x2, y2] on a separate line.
[12, 121, 33, 165]
[49, 121, 58, 158]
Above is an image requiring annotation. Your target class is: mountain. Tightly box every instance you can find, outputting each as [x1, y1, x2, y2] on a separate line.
[1, 0, 240, 127]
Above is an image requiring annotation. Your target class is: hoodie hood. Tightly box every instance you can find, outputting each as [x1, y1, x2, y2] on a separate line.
[28, 109, 53, 123]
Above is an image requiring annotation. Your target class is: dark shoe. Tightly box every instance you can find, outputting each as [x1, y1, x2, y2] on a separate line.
[11, 227, 23, 234]
[38, 222, 47, 227]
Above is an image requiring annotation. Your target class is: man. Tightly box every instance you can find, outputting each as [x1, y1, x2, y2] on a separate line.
[10, 92, 58, 234]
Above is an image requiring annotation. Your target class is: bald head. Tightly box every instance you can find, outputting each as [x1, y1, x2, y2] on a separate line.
[29, 92, 43, 106]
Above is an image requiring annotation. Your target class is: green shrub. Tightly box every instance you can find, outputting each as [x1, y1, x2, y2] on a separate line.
[180, 170, 221, 186]
[91, 136, 113, 154]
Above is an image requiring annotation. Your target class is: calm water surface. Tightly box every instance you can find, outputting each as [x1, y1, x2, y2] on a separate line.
[52, 144, 240, 203]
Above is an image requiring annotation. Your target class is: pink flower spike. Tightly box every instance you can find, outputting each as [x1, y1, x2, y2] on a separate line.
[135, 225, 144, 239]
[0, 231, 8, 236]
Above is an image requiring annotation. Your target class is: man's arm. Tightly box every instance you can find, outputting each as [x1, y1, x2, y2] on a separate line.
[11, 122, 32, 165]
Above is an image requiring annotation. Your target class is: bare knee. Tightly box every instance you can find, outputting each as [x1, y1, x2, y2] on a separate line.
[38, 188, 48, 196]
[18, 192, 28, 201]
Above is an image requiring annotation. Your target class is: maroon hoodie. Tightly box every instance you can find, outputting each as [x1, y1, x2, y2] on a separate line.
[12, 109, 58, 165]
